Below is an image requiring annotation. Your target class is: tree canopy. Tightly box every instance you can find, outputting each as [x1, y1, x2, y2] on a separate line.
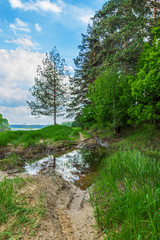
[68, 0, 160, 130]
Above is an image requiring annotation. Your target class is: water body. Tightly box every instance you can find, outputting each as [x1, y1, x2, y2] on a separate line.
[11, 128, 41, 131]
[10, 125, 48, 131]
[25, 148, 106, 190]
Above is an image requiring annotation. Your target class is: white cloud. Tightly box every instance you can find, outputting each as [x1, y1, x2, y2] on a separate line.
[35, 0, 64, 13]
[35, 23, 42, 32]
[8, 0, 93, 25]
[63, 4, 94, 26]
[0, 106, 55, 124]
[6, 36, 37, 49]
[66, 65, 74, 74]
[9, 0, 24, 8]
[10, 18, 30, 33]
[0, 87, 29, 107]
[80, 14, 93, 25]
[8, 0, 64, 14]
[7, 19, 37, 50]
[0, 48, 45, 107]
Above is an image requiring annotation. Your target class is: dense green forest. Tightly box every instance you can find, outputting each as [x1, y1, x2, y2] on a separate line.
[68, 0, 160, 132]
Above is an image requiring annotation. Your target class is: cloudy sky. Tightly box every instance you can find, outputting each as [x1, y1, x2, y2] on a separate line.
[0, 0, 106, 125]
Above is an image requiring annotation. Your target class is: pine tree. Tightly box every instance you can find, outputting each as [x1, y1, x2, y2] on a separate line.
[67, 25, 102, 117]
[27, 47, 67, 125]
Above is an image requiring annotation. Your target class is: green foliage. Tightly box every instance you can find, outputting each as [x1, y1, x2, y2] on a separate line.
[128, 28, 160, 124]
[90, 150, 160, 240]
[71, 114, 86, 128]
[0, 125, 79, 147]
[68, 0, 160, 129]
[87, 67, 132, 128]
[79, 106, 95, 129]
[79, 22, 160, 128]
[88, 70, 117, 126]
[62, 122, 72, 127]
[0, 113, 10, 131]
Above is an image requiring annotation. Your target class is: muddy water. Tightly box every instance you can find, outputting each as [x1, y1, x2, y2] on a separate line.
[25, 148, 106, 190]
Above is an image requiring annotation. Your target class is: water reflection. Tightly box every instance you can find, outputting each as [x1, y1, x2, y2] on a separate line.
[25, 148, 106, 190]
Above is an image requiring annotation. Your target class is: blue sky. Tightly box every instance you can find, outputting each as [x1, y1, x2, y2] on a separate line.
[0, 0, 106, 125]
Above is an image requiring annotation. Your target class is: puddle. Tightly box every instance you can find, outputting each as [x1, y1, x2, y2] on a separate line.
[25, 148, 106, 190]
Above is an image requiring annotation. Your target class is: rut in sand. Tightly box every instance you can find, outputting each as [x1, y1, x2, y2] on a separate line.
[32, 175, 103, 240]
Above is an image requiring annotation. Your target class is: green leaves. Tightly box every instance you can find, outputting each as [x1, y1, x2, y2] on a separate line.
[128, 25, 160, 124]
[0, 113, 10, 131]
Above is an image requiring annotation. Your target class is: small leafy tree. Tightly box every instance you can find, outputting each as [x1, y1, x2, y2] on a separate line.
[87, 65, 131, 131]
[27, 47, 67, 125]
[0, 113, 10, 130]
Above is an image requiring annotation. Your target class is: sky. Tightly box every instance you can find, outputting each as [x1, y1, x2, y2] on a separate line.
[0, 0, 106, 125]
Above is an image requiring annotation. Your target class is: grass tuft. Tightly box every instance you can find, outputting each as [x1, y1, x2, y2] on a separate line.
[90, 150, 160, 240]
[0, 177, 44, 239]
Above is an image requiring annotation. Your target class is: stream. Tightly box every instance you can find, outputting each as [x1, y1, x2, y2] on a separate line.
[25, 148, 106, 190]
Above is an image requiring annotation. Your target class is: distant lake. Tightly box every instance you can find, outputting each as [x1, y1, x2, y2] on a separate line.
[10, 125, 48, 131]
[11, 128, 41, 131]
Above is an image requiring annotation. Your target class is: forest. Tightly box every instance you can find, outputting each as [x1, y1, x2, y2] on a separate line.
[68, 0, 160, 132]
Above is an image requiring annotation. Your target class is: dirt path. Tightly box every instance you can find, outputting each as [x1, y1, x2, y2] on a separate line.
[32, 174, 102, 240]
[0, 171, 102, 240]
[79, 132, 84, 141]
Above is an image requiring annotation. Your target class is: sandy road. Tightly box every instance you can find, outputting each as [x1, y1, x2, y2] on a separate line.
[32, 174, 102, 240]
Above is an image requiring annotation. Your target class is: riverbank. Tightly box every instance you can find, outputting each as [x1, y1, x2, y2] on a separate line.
[0, 124, 159, 239]
[0, 125, 104, 239]
[0, 126, 104, 239]
[0, 125, 80, 172]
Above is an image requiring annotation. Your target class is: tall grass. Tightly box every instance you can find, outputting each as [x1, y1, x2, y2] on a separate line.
[90, 150, 160, 240]
[0, 177, 44, 239]
[0, 125, 79, 147]
[0, 177, 25, 224]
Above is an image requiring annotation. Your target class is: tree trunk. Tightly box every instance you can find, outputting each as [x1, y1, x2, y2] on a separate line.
[54, 84, 56, 125]
[113, 80, 116, 133]
[53, 65, 57, 125]
[154, 1, 157, 22]
[54, 105, 56, 125]
[123, 9, 127, 75]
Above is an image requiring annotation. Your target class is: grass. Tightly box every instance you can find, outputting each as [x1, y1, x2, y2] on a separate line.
[71, 127, 92, 139]
[0, 125, 79, 148]
[90, 150, 160, 240]
[116, 125, 160, 150]
[0, 154, 23, 171]
[0, 176, 45, 239]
